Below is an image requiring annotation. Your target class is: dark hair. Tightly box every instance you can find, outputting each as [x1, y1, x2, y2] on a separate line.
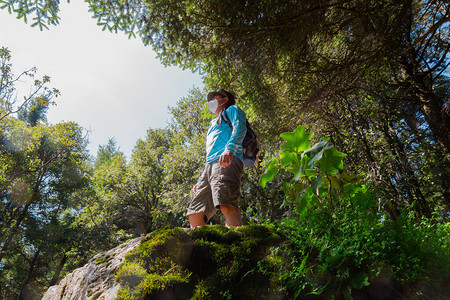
[222, 90, 235, 106]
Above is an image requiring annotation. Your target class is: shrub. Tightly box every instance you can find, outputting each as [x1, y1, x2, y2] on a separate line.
[261, 125, 450, 298]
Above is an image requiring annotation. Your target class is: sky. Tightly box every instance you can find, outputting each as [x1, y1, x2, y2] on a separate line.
[0, 1, 203, 159]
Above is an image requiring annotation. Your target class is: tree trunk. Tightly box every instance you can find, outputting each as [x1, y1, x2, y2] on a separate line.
[18, 249, 41, 300]
[397, 57, 450, 159]
[418, 93, 450, 159]
[49, 253, 67, 287]
[382, 121, 431, 217]
[0, 202, 31, 262]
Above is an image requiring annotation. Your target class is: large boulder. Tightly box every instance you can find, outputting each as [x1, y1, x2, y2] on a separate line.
[42, 235, 145, 300]
[42, 225, 284, 300]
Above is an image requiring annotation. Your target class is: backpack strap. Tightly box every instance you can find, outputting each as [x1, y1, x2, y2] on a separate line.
[220, 109, 233, 129]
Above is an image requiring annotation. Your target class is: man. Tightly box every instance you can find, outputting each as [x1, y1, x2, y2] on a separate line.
[187, 89, 247, 228]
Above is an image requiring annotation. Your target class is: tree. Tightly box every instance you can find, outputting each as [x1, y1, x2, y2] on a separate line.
[3, 0, 448, 216]
[0, 117, 90, 298]
[0, 0, 61, 30]
[17, 97, 50, 126]
[0, 46, 90, 299]
[0, 47, 59, 123]
[162, 89, 211, 213]
[84, 129, 175, 237]
[94, 137, 123, 167]
[81, 0, 450, 215]
[41, 0, 444, 152]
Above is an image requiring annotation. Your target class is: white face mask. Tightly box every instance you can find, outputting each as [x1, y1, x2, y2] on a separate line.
[207, 99, 219, 114]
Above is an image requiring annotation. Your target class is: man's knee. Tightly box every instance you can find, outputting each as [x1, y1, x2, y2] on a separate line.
[220, 204, 239, 214]
[188, 212, 207, 229]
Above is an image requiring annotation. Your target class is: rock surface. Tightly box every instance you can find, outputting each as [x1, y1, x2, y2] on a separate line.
[42, 225, 284, 300]
[42, 235, 145, 300]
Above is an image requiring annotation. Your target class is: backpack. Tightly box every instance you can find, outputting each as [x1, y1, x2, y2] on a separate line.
[221, 109, 260, 167]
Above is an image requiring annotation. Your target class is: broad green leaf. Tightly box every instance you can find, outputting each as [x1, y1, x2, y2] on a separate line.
[280, 150, 295, 167]
[260, 157, 279, 188]
[329, 176, 341, 189]
[288, 163, 301, 177]
[280, 131, 298, 150]
[296, 190, 308, 215]
[303, 140, 331, 167]
[293, 154, 307, 181]
[280, 125, 313, 152]
[336, 172, 358, 183]
[297, 187, 314, 218]
[320, 147, 347, 175]
[293, 125, 314, 152]
[304, 168, 316, 177]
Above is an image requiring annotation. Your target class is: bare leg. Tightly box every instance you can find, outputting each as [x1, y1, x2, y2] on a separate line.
[220, 205, 242, 227]
[188, 212, 206, 229]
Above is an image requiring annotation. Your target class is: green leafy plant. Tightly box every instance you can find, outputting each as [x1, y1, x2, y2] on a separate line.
[260, 125, 450, 299]
[261, 125, 353, 216]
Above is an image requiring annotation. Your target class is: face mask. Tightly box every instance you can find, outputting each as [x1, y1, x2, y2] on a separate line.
[207, 99, 219, 114]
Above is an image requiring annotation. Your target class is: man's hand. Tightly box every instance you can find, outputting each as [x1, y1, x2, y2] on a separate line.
[219, 150, 234, 168]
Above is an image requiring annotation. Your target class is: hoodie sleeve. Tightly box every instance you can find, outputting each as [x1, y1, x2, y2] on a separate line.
[224, 105, 247, 154]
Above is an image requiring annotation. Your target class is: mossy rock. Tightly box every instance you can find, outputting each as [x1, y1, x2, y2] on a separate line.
[115, 225, 284, 299]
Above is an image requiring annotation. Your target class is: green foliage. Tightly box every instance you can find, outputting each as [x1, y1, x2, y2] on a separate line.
[0, 46, 95, 299]
[0, 116, 92, 298]
[17, 96, 50, 126]
[116, 225, 284, 299]
[77, 0, 450, 217]
[94, 137, 122, 167]
[1, 2, 449, 297]
[0, 0, 62, 30]
[261, 126, 450, 298]
[1, 46, 59, 123]
[276, 207, 450, 299]
[3, 0, 449, 218]
[77, 89, 211, 237]
[261, 125, 350, 217]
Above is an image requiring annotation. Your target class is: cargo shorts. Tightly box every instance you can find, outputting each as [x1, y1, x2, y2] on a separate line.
[187, 156, 244, 222]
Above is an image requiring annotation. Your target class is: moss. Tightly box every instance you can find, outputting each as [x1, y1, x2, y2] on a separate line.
[192, 280, 211, 300]
[59, 283, 67, 299]
[115, 225, 283, 299]
[258, 252, 286, 289]
[140, 267, 191, 295]
[87, 289, 93, 297]
[96, 254, 114, 267]
[116, 227, 193, 300]
[91, 291, 102, 300]
[190, 225, 241, 244]
[116, 262, 147, 288]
